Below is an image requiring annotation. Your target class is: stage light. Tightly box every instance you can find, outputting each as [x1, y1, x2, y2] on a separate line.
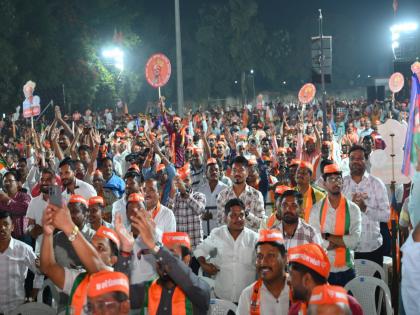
[102, 47, 124, 71]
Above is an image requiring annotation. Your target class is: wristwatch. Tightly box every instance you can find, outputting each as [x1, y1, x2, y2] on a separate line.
[151, 241, 163, 255]
[68, 225, 79, 242]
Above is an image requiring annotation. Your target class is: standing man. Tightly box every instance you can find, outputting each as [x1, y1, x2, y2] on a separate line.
[342, 145, 390, 267]
[309, 164, 361, 287]
[195, 198, 258, 304]
[237, 229, 290, 315]
[217, 156, 265, 231]
[262, 189, 322, 250]
[294, 162, 325, 222]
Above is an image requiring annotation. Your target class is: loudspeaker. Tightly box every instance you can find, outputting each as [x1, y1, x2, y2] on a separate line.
[311, 36, 332, 84]
[376, 85, 385, 101]
[393, 61, 412, 101]
[367, 86, 377, 102]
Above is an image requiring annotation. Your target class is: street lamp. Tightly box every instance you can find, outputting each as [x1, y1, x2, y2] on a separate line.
[102, 47, 124, 71]
[249, 69, 255, 105]
[250, 69, 254, 74]
[390, 22, 418, 59]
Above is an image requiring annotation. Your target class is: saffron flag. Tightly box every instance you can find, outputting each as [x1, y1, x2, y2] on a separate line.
[401, 74, 420, 176]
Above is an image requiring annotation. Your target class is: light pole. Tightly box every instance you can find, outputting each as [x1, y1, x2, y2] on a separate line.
[318, 9, 328, 141]
[102, 46, 124, 102]
[175, 0, 184, 115]
[249, 69, 255, 105]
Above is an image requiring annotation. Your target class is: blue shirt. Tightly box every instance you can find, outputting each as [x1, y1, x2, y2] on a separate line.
[103, 173, 125, 199]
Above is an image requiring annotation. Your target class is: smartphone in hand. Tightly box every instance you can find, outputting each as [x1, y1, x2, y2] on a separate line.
[48, 185, 62, 207]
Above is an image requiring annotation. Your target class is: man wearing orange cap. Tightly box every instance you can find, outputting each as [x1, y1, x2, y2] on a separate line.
[86, 271, 130, 315]
[237, 229, 289, 315]
[87, 196, 112, 231]
[288, 243, 363, 315]
[190, 146, 205, 189]
[262, 190, 322, 250]
[129, 210, 211, 314]
[195, 198, 258, 304]
[301, 127, 321, 164]
[307, 285, 351, 315]
[309, 164, 361, 287]
[197, 158, 228, 235]
[295, 162, 325, 222]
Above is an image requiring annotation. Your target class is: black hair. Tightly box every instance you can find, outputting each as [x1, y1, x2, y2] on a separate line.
[124, 171, 142, 185]
[320, 159, 334, 174]
[0, 211, 11, 220]
[279, 190, 303, 207]
[256, 241, 286, 257]
[348, 144, 367, 158]
[232, 155, 249, 167]
[289, 262, 327, 285]
[100, 156, 113, 166]
[180, 246, 191, 258]
[224, 198, 245, 216]
[261, 137, 270, 143]
[59, 157, 76, 170]
[69, 201, 88, 214]
[41, 167, 56, 178]
[109, 239, 119, 257]
[78, 145, 92, 154]
[112, 291, 129, 302]
[3, 170, 18, 182]
[18, 157, 27, 165]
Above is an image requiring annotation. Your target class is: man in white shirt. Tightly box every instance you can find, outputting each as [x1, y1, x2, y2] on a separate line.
[237, 229, 289, 315]
[59, 157, 97, 203]
[0, 211, 39, 314]
[309, 164, 361, 287]
[196, 158, 228, 236]
[342, 144, 390, 267]
[111, 171, 142, 229]
[195, 198, 258, 303]
[127, 192, 176, 284]
[26, 168, 57, 254]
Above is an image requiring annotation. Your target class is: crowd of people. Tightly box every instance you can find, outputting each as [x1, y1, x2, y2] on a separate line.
[0, 95, 418, 315]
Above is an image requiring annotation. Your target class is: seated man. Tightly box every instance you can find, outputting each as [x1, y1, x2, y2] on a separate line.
[86, 271, 130, 315]
[237, 229, 289, 315]
[88, 196, 113, 230]
[129, 209, 211, 314]
[288, 243, 363, 315]
[194, 198, 258, 303]
[308, 285, 351, 315]
[0, 211, 39, 314]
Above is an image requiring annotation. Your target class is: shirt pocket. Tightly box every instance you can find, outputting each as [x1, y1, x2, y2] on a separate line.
[239, 248, 255, 267]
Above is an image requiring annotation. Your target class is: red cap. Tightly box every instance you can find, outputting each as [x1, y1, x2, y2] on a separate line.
[207, 158, 218, 165]
[324, 164, 341, 174]
[309, 284, 349, 306]
[95, 226, 120, 250]
[162, 232, 191, 250]
[288, 243, 330, 279]
[88, 196, 104, 207]
[275, 185, 292, 195]
[290, 159, 302, 166]
[177, 168, 191, 181]
[298, 161, 313, 173]
[127, 193, 145, 203]
[69, 195, 88, 207]
[87, 271, 129, 298]
[156, 164, 166, 173]
[304, 135, 316, 143]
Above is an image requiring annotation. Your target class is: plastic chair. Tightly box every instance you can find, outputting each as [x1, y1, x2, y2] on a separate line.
[354, 259, 386, 280]
[10, 302, 56, 315]
[345, 276, 393, 315]
[36, 279, 61, 309]
[209, 298, 237, 315]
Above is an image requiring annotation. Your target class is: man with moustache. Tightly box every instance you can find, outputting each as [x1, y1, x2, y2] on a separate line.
[237, 229, 289, 315]
[87, 196, 112, 231]
[309, 164, 361, 287]
[262, 189, 322, 251]
[217, 156, 265, 231]
[59, 157, 97, 203]
[195, 198, 258, 304]
[342, 145, 390, 267]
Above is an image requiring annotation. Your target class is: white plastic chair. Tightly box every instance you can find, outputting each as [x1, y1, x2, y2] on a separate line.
[345, 276, 393, 315]
[209, 298, 237, 315]
[10, 302, 56, 315]
[198, 267, 216, 298]
[36, 279, 61, 309]
[354, 259, 386, 280]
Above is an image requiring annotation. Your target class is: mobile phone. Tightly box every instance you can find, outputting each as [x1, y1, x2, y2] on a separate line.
[48, 185, 62, 207]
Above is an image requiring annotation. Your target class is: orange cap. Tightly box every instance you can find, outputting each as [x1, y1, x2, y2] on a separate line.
[207, 158, 218, 165]
[288, 243, 331, 279]
[309, 284, 349, 306]
[304, 135, 316, 143]
[262, 156, 271, 161]
[322, 140, 332, 147]
[323, 164, 341, 174]
[257, 229, 284, 246]
[275, 185, 292, 195]
[129, 163, 140, 173]
[87, 271, 129, 298]
[248, 157, 258, 165]
[290, 159, 302, 166]
[177, 168, 191, 181]
[298, 161, 313, 173]
[116, 131, 125, 138]
[93, 169, 103, 177]
[192, 147, 203, 155]
[162, 232, 191, 250]
[156, 163, 166, 173]
[277, 147, 287, 154]
[88, 196, 104, 207]
[69, 195, 88, 207]
[95, 226, 120, 250]
[127, 193, 145, 203]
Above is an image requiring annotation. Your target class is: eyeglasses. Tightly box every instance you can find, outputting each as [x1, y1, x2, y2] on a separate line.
[83, 300, 121, 314]
[326, 176, 343, 183]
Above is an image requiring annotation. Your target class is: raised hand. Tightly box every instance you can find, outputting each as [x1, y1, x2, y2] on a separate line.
[115, 213, 134, 253]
